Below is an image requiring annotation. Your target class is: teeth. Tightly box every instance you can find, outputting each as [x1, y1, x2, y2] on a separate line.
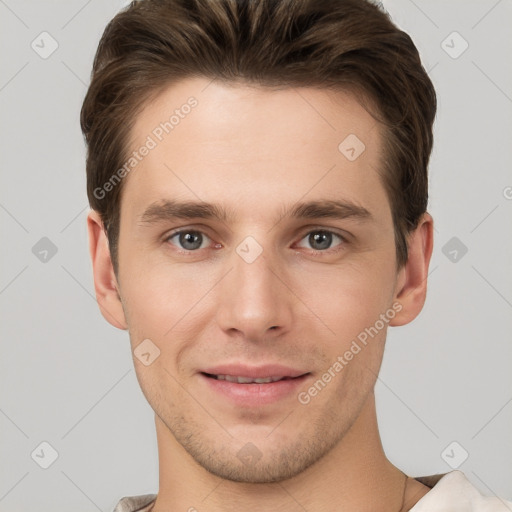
[215, 375, 285, 384]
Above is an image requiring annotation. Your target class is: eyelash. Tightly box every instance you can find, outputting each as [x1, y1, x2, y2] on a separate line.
[163, 227, 348, 256]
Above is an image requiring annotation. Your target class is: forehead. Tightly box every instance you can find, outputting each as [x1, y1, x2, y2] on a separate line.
[120, 77, 389, 225]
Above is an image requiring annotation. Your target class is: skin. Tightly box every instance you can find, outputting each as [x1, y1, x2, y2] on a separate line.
[88, 77, 433, 511]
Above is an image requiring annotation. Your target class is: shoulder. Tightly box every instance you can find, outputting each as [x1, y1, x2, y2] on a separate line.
[409, 471, 512, 511]
[112, 493, 157, 512]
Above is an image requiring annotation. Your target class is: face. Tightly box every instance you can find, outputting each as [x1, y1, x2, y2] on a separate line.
[99, 77, 421, 483]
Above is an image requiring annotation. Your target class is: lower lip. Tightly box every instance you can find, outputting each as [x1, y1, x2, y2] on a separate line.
[199, 373, 311, 406]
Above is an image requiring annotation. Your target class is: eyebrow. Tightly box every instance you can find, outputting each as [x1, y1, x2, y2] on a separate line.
[138, 198, 372, 226]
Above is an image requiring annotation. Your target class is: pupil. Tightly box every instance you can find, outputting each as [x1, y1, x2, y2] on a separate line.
[180, 232, 202, 250]
[310, 231, 331, 250]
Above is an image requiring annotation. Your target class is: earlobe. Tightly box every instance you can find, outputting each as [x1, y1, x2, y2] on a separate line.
[87, 210, 128, 330]
[389, 213, 434, 327]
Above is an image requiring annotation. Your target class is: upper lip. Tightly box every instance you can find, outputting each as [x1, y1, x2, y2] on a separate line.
[200, 364, 309, 379]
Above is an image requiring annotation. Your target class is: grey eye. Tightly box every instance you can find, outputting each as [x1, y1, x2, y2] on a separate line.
[168, 231, 209, 251]
[297, 230, 343, 251]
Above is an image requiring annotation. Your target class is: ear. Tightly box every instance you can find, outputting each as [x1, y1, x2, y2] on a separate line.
[87, 210, 128, 330]
[389, 212, 434, 326]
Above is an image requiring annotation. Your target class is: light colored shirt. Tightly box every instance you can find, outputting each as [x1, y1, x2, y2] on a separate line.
[112, 471, 512, 511]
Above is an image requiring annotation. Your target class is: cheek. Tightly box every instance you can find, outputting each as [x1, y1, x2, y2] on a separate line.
[292, 259, 396, 343]
[119, 257, 215, 339]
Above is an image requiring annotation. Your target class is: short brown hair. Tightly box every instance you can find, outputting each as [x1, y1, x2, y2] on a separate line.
[81, 0, 436, 272]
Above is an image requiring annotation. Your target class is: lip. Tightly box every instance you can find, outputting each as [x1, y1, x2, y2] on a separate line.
[199, 364, 311, 407]
[201, 364, 309, 379]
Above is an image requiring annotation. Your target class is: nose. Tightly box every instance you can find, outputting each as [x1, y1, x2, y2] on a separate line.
[215, 241, 294, 342]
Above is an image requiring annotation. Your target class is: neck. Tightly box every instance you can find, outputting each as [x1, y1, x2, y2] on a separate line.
[151, 392, 411, 512]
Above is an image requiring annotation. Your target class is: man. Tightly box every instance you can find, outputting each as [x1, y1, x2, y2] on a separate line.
[81, 0, 511, 510]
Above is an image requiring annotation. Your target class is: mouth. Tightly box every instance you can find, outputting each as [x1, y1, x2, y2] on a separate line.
[199, 369, 311, 406]
[201, 372, 305, 384]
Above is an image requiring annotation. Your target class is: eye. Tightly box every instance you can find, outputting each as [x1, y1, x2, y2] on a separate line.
[164, 228, 345, 254]
[296, 230, 345, 252]
[166, 230, 212, 251]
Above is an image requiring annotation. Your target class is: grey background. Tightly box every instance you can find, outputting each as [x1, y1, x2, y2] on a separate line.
[1, 0, 511, 510]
